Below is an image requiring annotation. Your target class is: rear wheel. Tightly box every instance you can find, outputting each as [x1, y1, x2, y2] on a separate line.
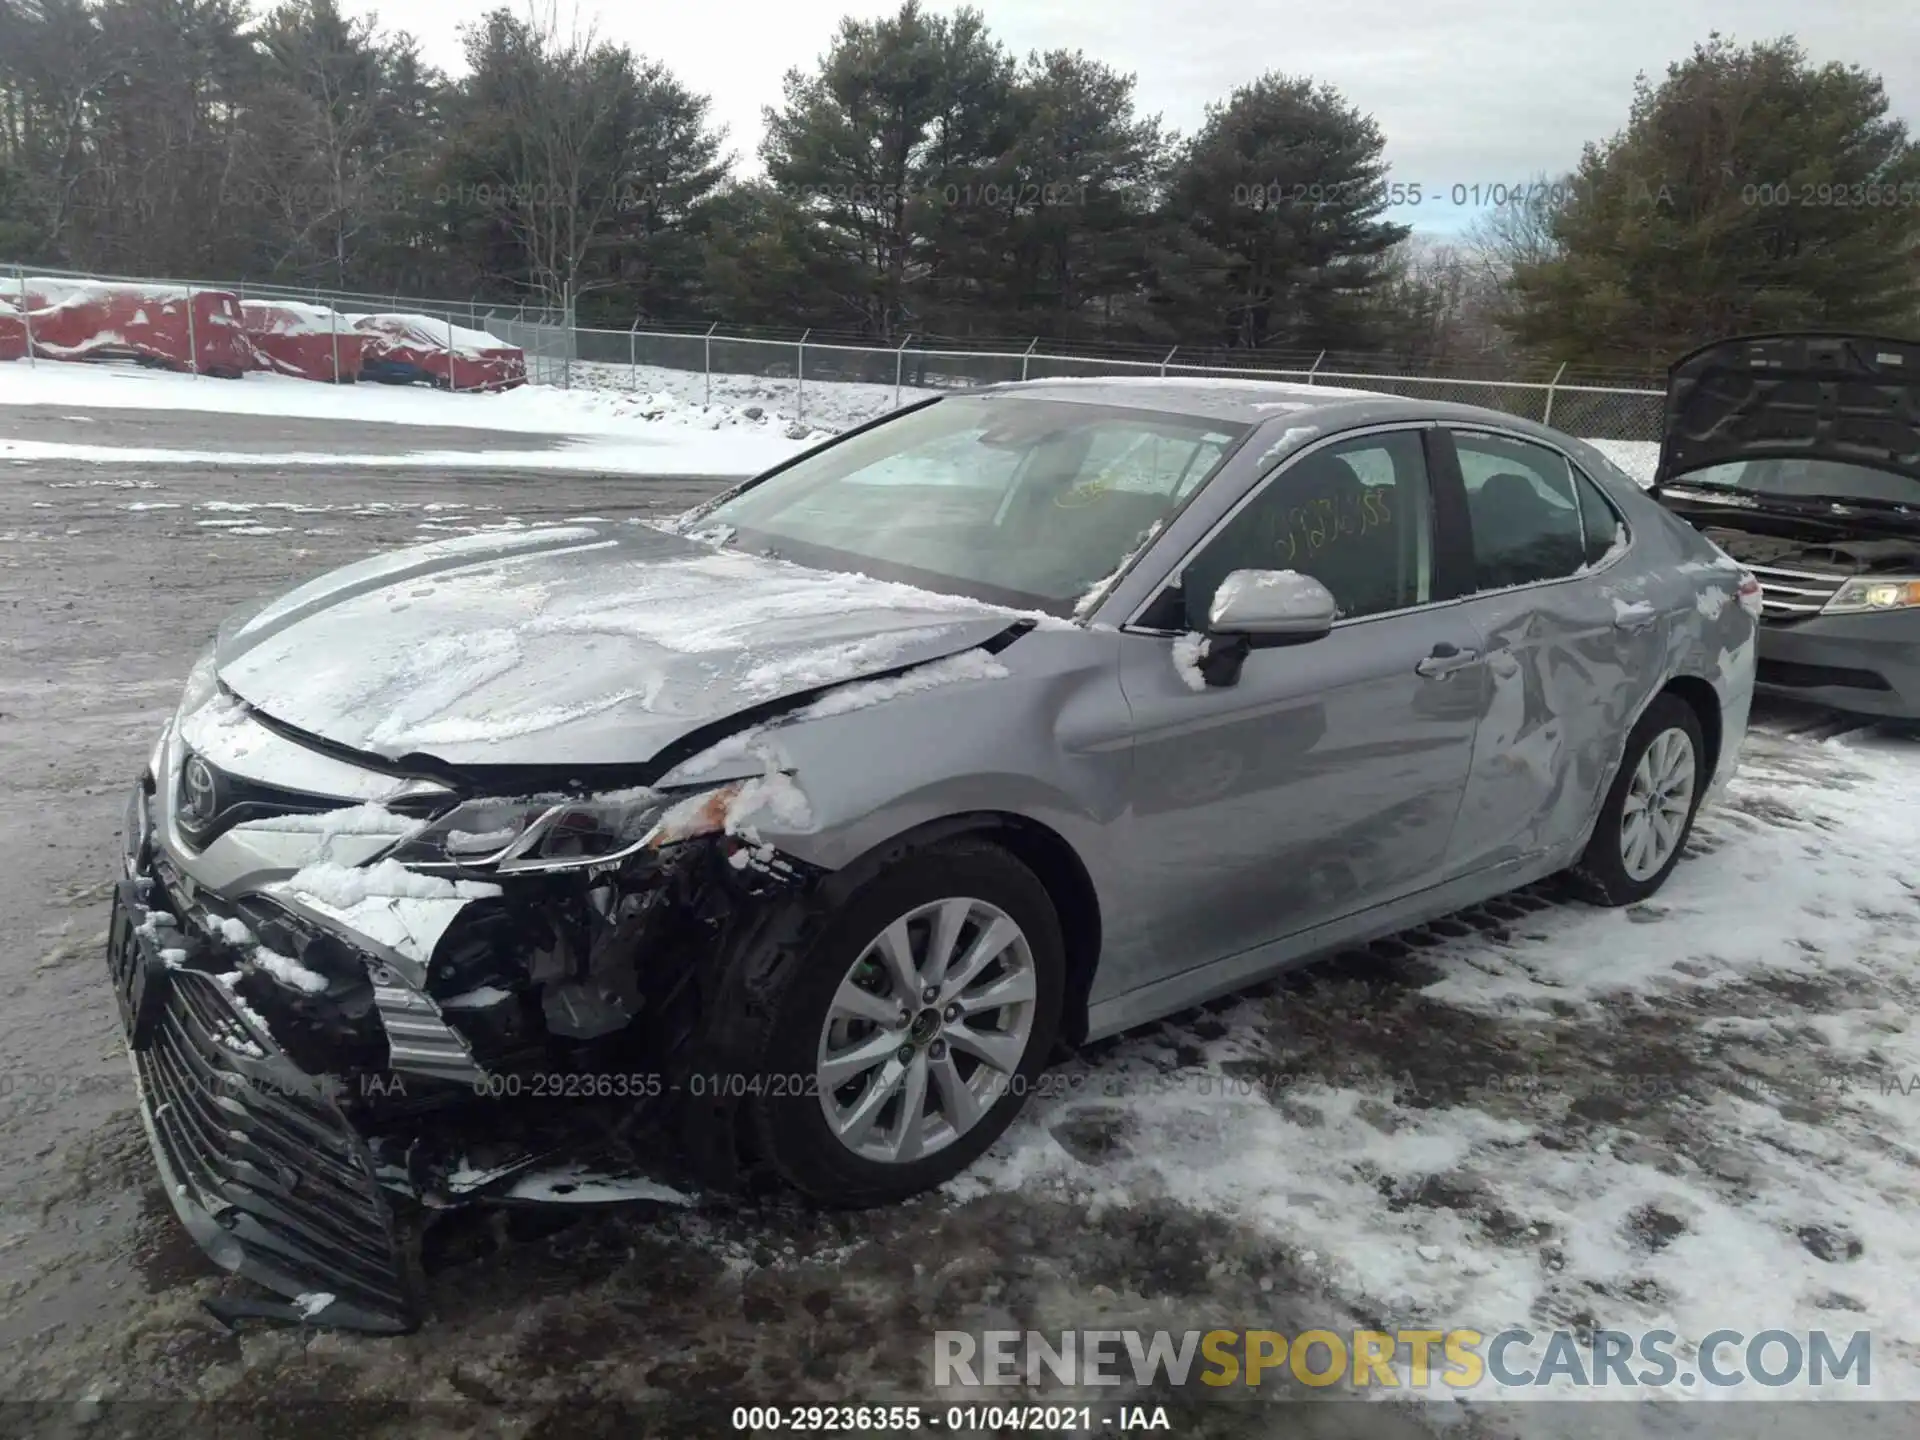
[743, 842, 1064, 1205]
[1568, 693, 1706, 905]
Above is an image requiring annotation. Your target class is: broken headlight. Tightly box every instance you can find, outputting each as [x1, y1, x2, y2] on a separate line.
[389, 782, 756, 876]
[1824, 576, 1920, 615]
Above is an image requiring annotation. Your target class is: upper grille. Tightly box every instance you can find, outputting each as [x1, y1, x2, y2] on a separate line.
[173, 747, 351, 848]
[1745, 563, 1847, 623]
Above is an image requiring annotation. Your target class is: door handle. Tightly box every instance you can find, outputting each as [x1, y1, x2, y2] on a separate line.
[1415, 642, 1481, 678]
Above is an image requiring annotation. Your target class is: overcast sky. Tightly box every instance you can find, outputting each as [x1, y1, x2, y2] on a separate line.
[347, 0, 1920, 235]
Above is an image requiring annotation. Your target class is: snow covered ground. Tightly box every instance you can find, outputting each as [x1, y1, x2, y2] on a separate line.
[1, 355, 1664, 483]
[951, 717, 1920, 1403]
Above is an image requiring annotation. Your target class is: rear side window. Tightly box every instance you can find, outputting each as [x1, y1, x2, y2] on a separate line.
[1574, 466, 1625, 566]
[1452, 431, 1586, 590]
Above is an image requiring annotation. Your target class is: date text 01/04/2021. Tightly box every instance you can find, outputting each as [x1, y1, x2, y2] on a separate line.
[729, 1404, 1174, 1432]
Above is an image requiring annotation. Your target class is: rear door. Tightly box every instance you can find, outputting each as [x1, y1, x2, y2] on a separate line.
[1435, 426, 1664, 876]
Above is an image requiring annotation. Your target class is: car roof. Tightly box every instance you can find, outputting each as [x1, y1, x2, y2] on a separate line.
[981, 374, 1557, 436]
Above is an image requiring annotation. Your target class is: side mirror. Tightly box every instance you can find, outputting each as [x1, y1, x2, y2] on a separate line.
[1195, 569, 1337, 687]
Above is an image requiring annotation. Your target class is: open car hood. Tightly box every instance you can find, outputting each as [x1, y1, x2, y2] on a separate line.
[1657, 332, 1920, 489]
[212, 523, 1024, 772]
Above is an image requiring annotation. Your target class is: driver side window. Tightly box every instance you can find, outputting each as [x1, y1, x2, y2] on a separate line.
[1178, 430, 1433, 629]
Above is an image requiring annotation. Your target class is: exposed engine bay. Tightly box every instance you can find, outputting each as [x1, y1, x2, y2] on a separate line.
[144, 785, 830, 1211]
[1696, 523, 1920, 577]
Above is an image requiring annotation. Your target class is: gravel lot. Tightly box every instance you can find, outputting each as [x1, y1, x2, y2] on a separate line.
[4, 408, 1919, 1439]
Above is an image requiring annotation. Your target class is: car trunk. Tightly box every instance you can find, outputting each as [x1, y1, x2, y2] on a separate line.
[1653, 332, 1920, 623]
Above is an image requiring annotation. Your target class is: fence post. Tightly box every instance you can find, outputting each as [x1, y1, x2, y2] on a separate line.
[797, 328, 811, 426]
[563, 281, 572, 391]
[895, 333, 912, 407]
[1159, 346, 1177, 378]
[330, 302, 340, 383]
[628, 316, 639, 391]
[448, 313, 459, 393]
[16, 267, 33, 369]
[1021, 336, 1038, 382]
[185, 281, 198, 378]
[1305, 351, 1326, 385]
[1543, 361, 1568, 427]
[704, 322, 717, 408]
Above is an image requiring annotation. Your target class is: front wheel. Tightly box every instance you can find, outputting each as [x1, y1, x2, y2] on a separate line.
[744, 841, 1065, 1205]
[1568, 693, 1706, 906]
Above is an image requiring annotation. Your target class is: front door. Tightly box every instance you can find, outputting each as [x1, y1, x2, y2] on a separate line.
[1110, 427, 1487, 993]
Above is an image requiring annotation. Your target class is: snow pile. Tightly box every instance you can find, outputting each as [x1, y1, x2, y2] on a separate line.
[249, 944, 328, 995]
[212, 916, 254, 946]
[174, 687, 256, 766]
[733, 625, 964, 702]
[798, 648, 1011, 719]
[569, 357, 929, 434]
[1210, 567, 1330, 618]
[345, 312, 513, 359]
[277, 858, 500, 909]
[549, 379, 835, 443]
[960, 724, 1920, 1398]
[272, 858, 503, 966]
[1169, 632, 1207, 691]
[231, 803, 426, 865]
[239, 298, 343, 336]
[721, 772, 813, 844]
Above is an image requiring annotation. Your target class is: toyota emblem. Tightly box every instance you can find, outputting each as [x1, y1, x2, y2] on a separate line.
[181, 755, 218, 825]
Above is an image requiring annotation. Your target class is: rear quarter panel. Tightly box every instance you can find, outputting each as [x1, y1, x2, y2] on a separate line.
[1569, 439, 1758, 800]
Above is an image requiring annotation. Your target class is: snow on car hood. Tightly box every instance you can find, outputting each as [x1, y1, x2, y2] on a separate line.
[213, 523, 1021, 768]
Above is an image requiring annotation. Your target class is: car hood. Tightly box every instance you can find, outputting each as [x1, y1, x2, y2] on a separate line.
[1658, 332, 1920, 486]
[213, 523, 1026, 772]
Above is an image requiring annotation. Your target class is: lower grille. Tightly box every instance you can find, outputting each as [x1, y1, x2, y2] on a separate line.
[133, 969, 416, 1331]
[1746, 563, 1846, 622]
[1757, 658, 1893, 693]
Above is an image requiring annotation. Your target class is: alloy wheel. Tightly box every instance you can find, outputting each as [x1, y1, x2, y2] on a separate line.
[815, 896, 1037, 1164]
[1619, 725, 1697, 882]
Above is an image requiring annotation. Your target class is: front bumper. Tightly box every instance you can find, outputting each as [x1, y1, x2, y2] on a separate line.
[1753, 609, 1920, 720]
[109, 785, 418, 1332]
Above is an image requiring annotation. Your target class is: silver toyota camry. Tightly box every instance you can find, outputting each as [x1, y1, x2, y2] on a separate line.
[107, 378, 1759, 1330]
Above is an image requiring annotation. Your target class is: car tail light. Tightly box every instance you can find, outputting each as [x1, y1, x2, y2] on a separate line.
[1736, 569, 1765, 620]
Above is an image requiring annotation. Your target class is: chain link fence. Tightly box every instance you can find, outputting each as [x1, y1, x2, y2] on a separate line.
[575, 324, 1664, 443]
[5, 259, 1660, 441]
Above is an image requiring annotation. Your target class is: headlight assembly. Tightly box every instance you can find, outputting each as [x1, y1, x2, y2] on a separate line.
[175, 644, 220, 720]
[389, 780, 759, 876]
[1823, 576, 1920, 615]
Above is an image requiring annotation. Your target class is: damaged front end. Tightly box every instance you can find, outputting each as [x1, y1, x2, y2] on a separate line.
[110, 727, 824, 1333]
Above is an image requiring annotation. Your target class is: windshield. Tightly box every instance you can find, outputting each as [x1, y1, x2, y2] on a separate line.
[1670, 457, 1919, 508]
[691, 395, 1246, 613]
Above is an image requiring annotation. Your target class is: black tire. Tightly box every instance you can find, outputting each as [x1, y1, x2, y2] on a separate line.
[1568, 693, 1707, 906]
[739, 840, 1065, 1206]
